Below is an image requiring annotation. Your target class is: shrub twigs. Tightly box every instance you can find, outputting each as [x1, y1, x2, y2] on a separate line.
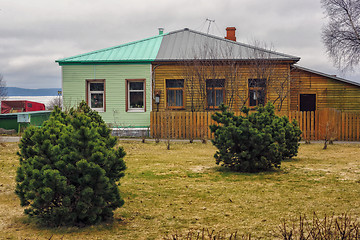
[279, 213, 360, 239]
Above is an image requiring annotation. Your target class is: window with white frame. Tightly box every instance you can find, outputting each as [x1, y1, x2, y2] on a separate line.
[87, 80, 105, 112]
[127, 80, 145, 112]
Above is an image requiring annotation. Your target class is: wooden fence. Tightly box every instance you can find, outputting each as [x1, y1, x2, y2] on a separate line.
[150, 109, 360, 141]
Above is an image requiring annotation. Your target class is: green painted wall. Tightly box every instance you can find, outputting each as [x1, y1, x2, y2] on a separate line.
[61, 64, 152, 127]
[0, 111, 51, 131]
[0, 114, 17, 130]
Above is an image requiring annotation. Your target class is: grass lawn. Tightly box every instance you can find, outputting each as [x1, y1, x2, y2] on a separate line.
[0, 141, 359, 239]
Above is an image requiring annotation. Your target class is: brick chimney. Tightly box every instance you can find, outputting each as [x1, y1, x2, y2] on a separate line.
[225, 27, 236, 41]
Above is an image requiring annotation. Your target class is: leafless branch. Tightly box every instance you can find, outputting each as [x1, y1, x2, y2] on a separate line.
[0, 74, 7, 100]
[322, 0, 360, 71]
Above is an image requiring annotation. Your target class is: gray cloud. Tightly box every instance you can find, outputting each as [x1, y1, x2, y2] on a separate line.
[1, 0, 359, 89]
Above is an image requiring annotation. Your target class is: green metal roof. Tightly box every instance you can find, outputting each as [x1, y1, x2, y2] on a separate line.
[56, 34, 165, 65]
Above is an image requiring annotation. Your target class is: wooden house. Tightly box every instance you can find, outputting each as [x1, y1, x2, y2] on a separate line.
[151, 28, 299, 115]
[56, 27, 360, 138]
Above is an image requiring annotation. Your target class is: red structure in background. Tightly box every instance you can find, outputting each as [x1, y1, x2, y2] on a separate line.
[1, 100, 45, 114]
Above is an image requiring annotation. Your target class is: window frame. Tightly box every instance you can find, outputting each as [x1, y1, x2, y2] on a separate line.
[206, 79, 225, 109]
[126, 79, 146, 113]
[166, 79, 185, 109]
[248, 78, 267, 107]
[86, 79, 106, 112]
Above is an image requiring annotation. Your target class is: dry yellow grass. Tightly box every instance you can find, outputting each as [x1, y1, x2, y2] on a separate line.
[0, 141, 359, 239]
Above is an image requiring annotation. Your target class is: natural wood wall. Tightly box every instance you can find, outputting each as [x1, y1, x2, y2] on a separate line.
[152, 62, 291, 114]
[290, 68, 360, 112]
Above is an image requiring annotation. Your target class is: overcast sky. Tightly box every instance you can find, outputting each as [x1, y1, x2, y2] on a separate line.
[1, 0, 360, 89]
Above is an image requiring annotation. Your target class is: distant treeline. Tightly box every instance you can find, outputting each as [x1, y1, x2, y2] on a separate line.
[6, 87, 62, 96]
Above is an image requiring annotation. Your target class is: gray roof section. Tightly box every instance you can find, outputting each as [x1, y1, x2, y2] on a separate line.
[293, 65, 360, 87]
[155, 28, 301, 62]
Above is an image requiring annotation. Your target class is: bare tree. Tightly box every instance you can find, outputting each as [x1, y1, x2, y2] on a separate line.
[247, 41, 292, 111]
[182, 42, 244, 112]
[0, 74, 7, 100]
[181, 40, 291, 113]
[322, 121, 338, 149]
[322, 0, 360, 71]
[46, 96, 63, 110]
[182, 42, 227, 112]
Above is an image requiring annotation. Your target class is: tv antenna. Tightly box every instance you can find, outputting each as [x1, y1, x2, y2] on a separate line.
[206, 18, 215, 34]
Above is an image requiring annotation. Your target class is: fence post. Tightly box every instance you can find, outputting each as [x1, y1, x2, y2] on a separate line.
[150, 112, 154, 138]
[207, 112, 212, 139]
[310, 111, 314, 140]
[314, 110, 318, 140]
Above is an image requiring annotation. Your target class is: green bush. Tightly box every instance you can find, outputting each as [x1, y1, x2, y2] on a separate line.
[15, 101, 126, 226]
[210, 103, 301, 172]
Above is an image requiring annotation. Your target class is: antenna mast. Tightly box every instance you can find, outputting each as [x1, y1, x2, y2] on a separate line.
[206, 18, 215, 34]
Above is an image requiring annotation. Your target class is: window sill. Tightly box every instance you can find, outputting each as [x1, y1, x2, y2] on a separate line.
[127, 109, 145, 113]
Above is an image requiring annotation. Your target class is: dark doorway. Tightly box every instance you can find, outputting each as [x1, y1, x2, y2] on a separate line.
[300, 94, 316, 111]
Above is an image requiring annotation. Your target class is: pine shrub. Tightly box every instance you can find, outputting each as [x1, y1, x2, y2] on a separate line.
[210, 103, 301, 172]
[15, 101, 126, 226]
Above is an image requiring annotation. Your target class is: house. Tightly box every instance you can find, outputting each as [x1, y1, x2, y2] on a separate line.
[56, 27, 360, 137]
[56, 33, 164, 136]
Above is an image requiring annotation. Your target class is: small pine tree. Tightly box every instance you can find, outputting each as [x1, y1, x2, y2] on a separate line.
[210, 103, 301, 172]
[15, 101, 126, 226]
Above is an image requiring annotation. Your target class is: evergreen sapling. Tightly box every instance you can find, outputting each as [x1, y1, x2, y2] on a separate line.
[210, 103, 301, 172]
[15, 101, 126, 226]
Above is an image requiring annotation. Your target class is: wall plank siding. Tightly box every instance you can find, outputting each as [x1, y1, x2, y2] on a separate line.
[290, 68, 360, 112]
[153, 62, 291, 115]
[62, 64, 152, 127]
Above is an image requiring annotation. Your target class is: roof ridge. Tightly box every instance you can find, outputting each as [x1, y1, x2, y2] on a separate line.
[56, 33, 165, 62]
[163, 28, 300, 60]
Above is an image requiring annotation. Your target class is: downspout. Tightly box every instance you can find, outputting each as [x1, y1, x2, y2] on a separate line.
[61, 66, 64, 110]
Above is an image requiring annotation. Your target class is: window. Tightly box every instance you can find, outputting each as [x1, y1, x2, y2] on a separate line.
[300, 94, 316, 111]
[248, 79, 266, 107]
[166, 79, 184, 108]
[206, 79, 225, 109]
[126, 80, 145, 112]
[87, 80, 105, 112]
